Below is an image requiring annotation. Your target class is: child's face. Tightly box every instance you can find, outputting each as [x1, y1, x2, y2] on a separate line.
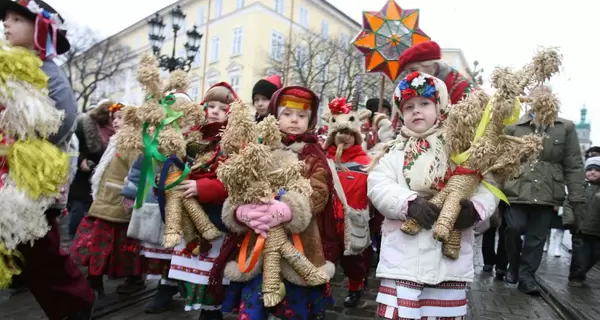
[402, 96, 438, 134]
[278, 108, 310, 135]
[112, 111, 124, 130]
[586, 168, 600, 182]
[253, 94, 270, 116]
[205, 101, 228, 124]
[3, 11, 35, 49]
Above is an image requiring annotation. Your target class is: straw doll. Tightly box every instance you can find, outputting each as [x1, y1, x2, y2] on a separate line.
[217, 100, 329, 308]
[0, 42, 69, 287]
[117, 53, 220, 249]
[399, 48, 562, 259]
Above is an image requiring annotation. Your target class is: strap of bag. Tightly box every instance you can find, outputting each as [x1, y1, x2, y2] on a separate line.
[326, 159, 349, 208]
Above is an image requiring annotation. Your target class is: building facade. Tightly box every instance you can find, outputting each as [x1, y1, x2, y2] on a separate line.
[85, 0, 471, 107]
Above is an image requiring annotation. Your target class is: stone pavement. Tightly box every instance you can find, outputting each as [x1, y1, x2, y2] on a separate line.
[536, 246, 600, 320]
[0, 226, 566, 320]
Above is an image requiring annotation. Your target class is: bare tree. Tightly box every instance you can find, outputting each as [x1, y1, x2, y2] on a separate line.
[59, 27, 132, 111]
[466, 60, 484, 87]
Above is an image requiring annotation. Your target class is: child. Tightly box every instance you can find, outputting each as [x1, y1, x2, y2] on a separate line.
[322, 97, 373, 308]
[368, 72, 497, 320]
[70, 103, 144, 298]
[120, 92, 193, 314]
[221, 86, 334, 320]
[252, 74, 281, 122]
[569, 156, 600, 287]
[1, 1, 94, 318]
[168, 82, 237, 319]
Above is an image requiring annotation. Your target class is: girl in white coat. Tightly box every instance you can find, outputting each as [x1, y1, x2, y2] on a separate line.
[367, 72, 498, 320]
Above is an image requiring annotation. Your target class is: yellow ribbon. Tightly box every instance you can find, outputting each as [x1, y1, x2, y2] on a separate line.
[450, 95, 521, 204]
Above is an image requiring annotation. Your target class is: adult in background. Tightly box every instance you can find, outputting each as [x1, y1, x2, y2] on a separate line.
[68, 100, 115, 239]
[502, 87, 586, 295]
[397, 40, 472, 105]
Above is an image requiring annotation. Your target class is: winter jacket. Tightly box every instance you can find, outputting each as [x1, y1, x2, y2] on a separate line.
[69, 114, 110, 204]
[326, 144, 371, 259]
[87, 137, 137, 223]
[120, 156, 158, 204]
[222, 143, 335, 286]
[367, 145, 498, 284]
[580, 181, 600, 237]
[502, 116, 586, 207]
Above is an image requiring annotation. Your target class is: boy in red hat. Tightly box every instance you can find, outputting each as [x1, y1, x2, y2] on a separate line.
[0, 1, 93, 319]
[398, 41, 473, 105]
[252, 74, 281, 122]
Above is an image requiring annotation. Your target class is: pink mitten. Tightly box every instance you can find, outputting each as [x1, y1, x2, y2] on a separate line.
[265, 200, 292, 227]
[236, 203, 271, 226]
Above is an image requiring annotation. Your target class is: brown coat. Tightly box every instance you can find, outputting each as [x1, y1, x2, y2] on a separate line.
[222, 142, 334, 286]
[87, 141, 137, 223]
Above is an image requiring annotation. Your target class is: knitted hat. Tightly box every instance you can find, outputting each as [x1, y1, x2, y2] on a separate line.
[393, 71, 448, 117]
[586, 156, 600, 171]
[0, 0, 70, 55]
[585, 146, 600, 159]
[252, 75, 282, 101]
[268, 86, 320, 131]
[322, 97, 371, 149]
[398, 41, 441, 73]
[365, 98, 392, 116]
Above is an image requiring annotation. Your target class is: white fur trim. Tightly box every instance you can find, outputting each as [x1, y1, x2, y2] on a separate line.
[280, 191, 312, 233]
[0, 175, 53, 250]
[91, 135, 118, 200]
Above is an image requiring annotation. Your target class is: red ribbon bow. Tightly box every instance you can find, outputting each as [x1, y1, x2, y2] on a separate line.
[33, 13, 58, 60]
[328, 97, 352, 115]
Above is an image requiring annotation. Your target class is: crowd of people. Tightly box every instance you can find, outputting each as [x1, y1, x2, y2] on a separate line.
[1, 1, 599, 320]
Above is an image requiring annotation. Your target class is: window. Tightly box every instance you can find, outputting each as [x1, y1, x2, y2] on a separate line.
[229, 71, 241, 93]
[196, 6, 205, 26]
[135, 36, 141, 49]
[320, 20, 329, 38]
[317, 54, 328, 81]
[210, 36, 220, 62]
[191, 49, 202, 68]
[231, 27, 243, 56]
[340, 33, 349, 47]
[207, 75, 218, 89]
[295, 44, 308, 69]
[299, 7, 308, 27]
[189, 78, 200, 101]
[269, 31, 285, 61]
[236, 0, 244, 9]
[214, 0, 223, 18]
[274, 0, 284, 14]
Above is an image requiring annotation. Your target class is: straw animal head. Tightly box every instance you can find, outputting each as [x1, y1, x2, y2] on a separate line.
[220, 100, 258, 155]
[322, 97, 371, 150]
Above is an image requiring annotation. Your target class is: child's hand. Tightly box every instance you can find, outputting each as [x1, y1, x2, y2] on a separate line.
[80, 159, 91, 172]
[123, 198, 134, 214]
[175, 180, 198, 198]
[407, 196, 440, 229]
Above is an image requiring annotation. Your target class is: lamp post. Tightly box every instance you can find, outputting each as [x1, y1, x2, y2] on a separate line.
[148, 5, 203, 72]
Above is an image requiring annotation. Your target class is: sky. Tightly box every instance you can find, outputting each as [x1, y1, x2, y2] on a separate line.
[46, 0, 597, 144]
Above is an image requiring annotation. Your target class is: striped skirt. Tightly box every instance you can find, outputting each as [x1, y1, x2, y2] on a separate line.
[376, 278, 467, 320]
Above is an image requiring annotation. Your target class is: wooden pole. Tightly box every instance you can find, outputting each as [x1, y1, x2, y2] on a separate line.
[283, 0, 296, 87]
[377, 74, 385, 113]
[200, 0, 212, 94]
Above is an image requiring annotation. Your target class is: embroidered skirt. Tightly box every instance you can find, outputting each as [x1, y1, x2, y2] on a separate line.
[141, 242, 174, 278]
[70, 216, 143, 278]
[222, 276, 334, 320]
[377, 278, 467, 320]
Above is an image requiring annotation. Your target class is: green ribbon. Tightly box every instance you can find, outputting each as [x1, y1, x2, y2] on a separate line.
[134, 94, 189, 208]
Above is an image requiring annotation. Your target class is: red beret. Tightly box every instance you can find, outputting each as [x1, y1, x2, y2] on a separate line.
[398, 41, 442, 72]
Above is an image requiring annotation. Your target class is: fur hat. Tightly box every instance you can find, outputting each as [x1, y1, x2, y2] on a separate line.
[322, 97, 371, 149]
[0, 0, 70, 55]
[586, 156, 600, 171]
[252, 75, 281, 101]
[398, 41, 441, 73]
[393, 71, 448, 119]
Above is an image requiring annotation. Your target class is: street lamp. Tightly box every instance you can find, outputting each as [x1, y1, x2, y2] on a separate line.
[148, 5, 203, 72]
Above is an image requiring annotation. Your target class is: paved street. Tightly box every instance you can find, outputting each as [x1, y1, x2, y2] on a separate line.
[0, 226, 571, 319]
